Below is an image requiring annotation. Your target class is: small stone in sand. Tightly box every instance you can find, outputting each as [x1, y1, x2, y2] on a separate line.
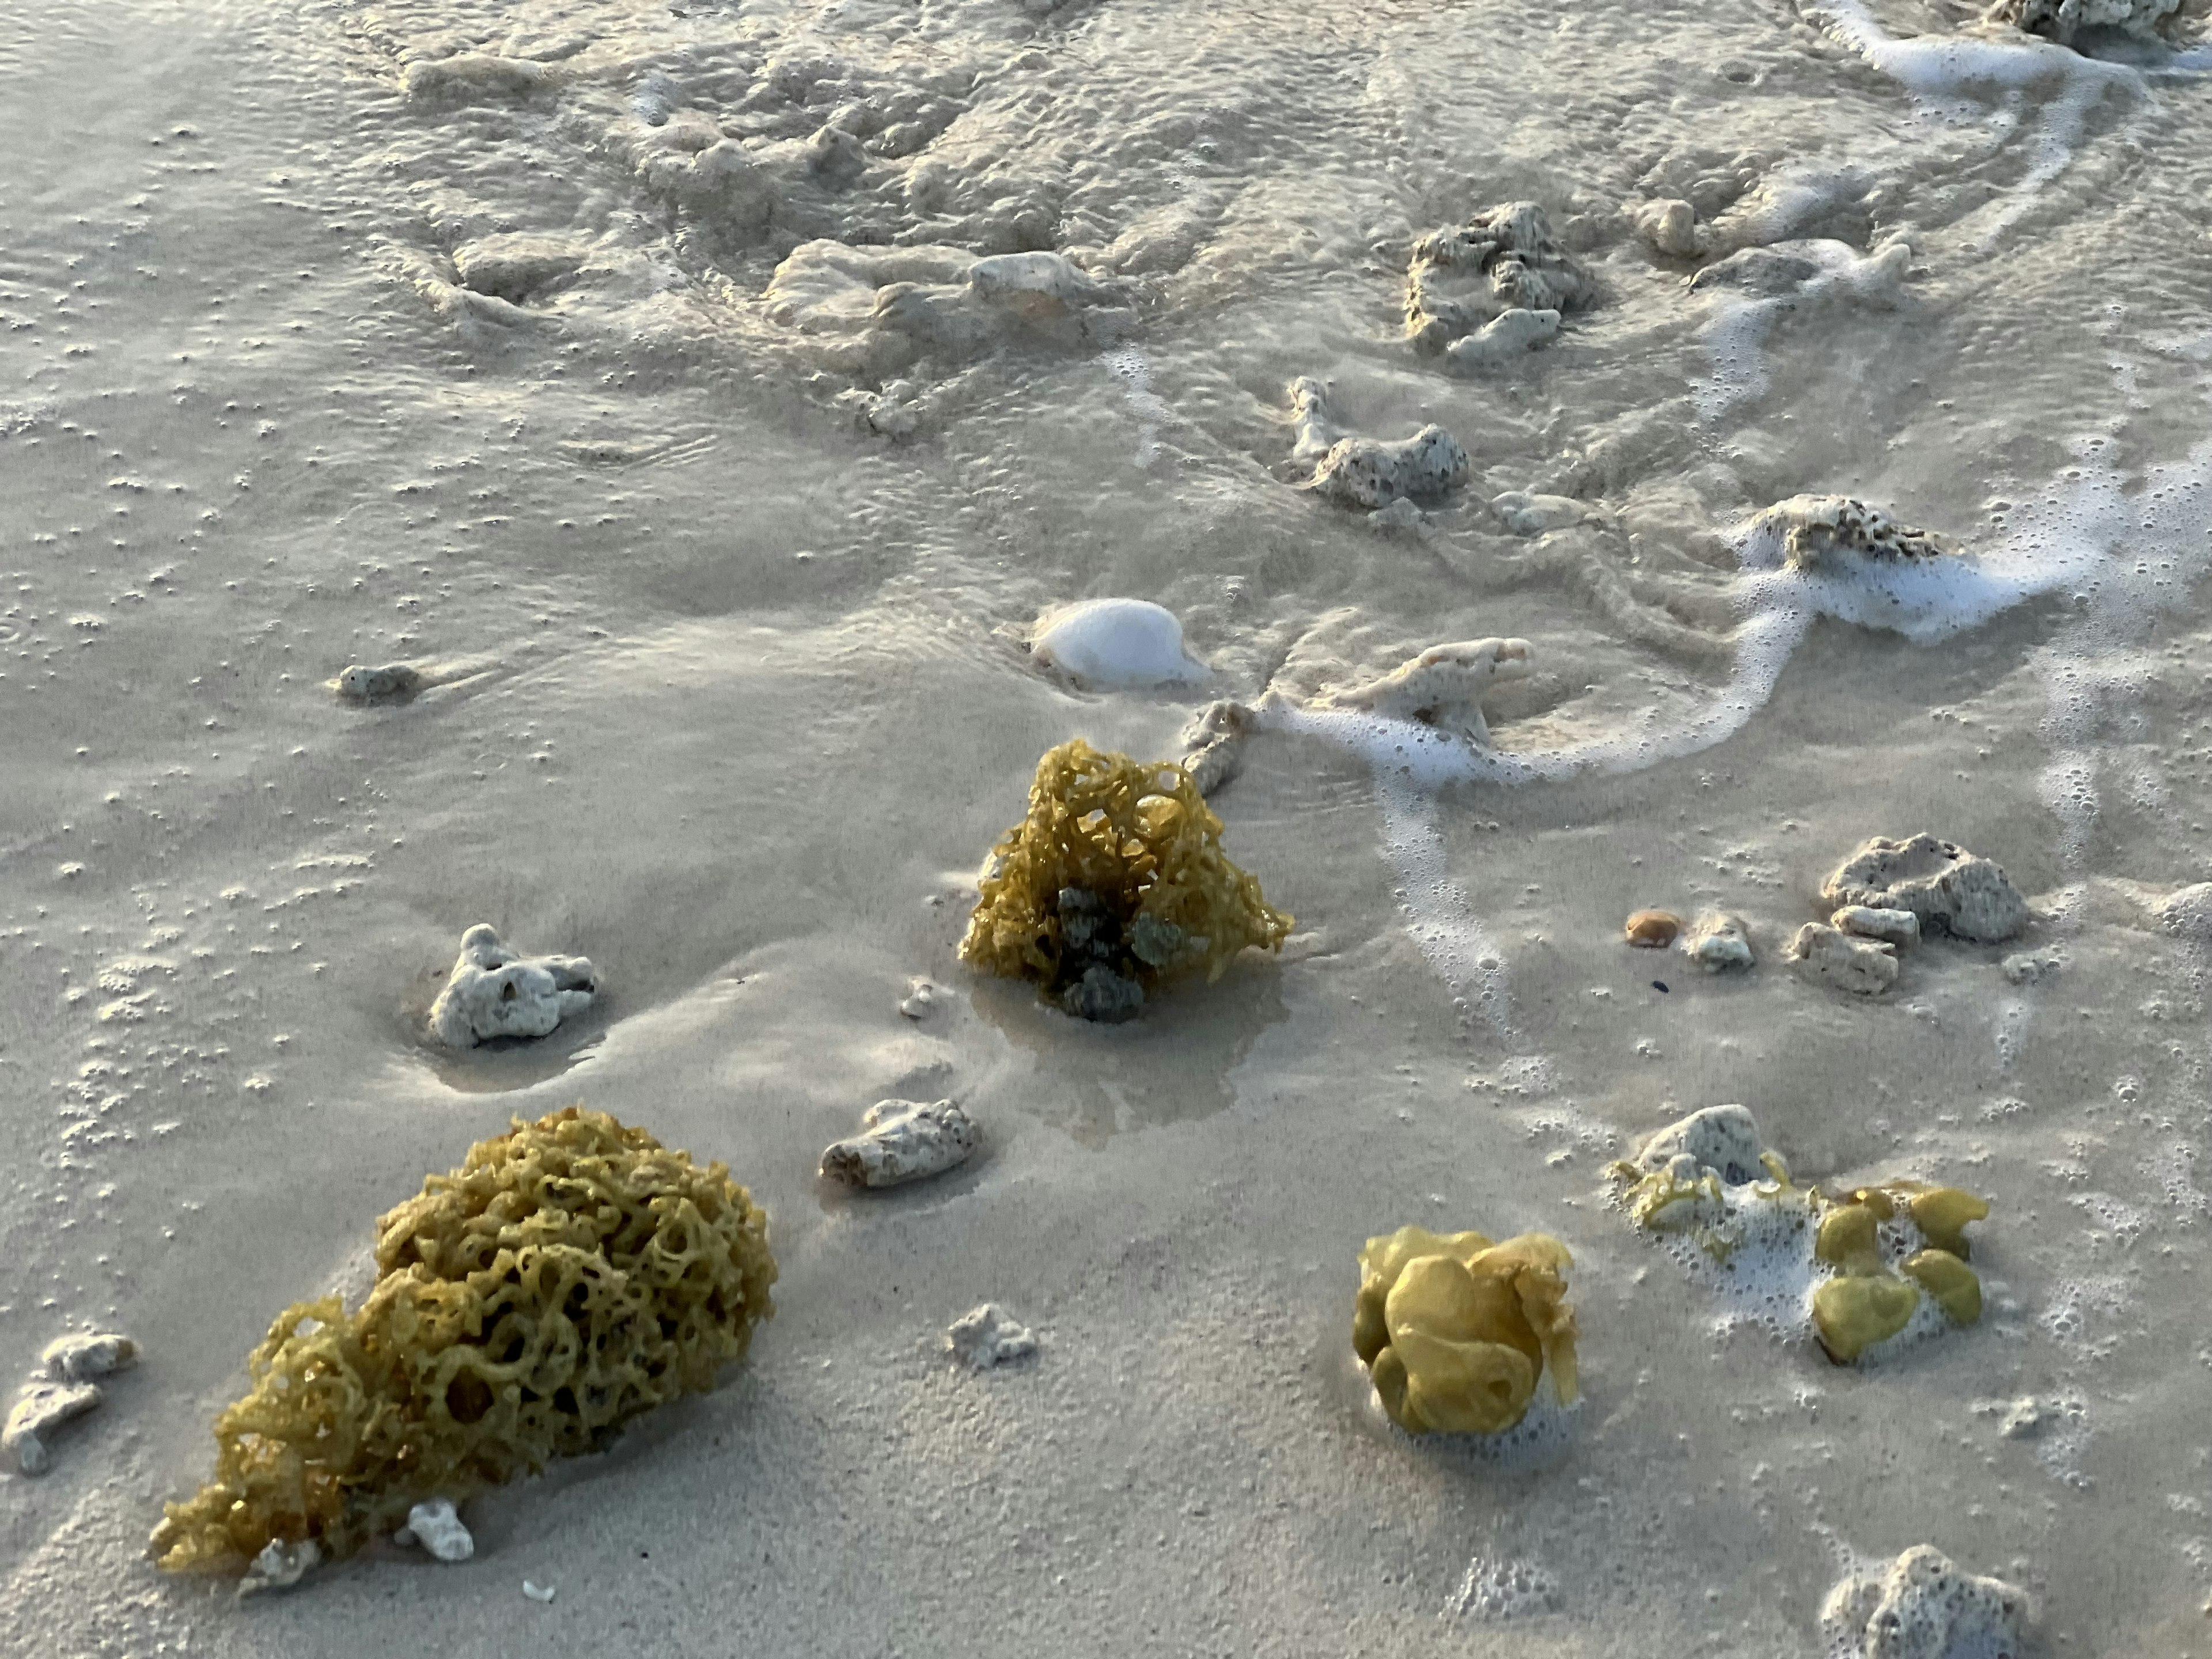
[427, 923, 598, 1048]
[2001, 949, 2062, 986]
[1680, 912, 1753, 972]
[1831, 905, 1920, 947]
[394, 1497, 475, 1562]
[523, 1580, 557, 1603]
[41, 1331, 136, 1382]
[335, 663, 423, 703]
[948, 1304, 1036, 1371]
[1786, 923, 1897, 995]
[1623, 910, 1681, 948]
[3, 1380, 103, 1475]
[1819, 833, 2027, 944]
[820, 1099, 978, 1190]
[897, 979, 941, 1019]
[1179, 700, 1257, 797]
[240, 1538, 321, 1596]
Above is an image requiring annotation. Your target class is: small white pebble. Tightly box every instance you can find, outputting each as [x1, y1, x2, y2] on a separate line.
[523, 1580, 556, 1603]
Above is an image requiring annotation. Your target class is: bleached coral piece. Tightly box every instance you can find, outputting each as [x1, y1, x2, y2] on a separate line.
[1444, 307, 1560, 369]
[948, 1304, 1036, 1370]
[1742, 495, 1948, 573]
[240, 1538, 321, 1596]
[1987, 0, 2180, 43]
[1820, 834, 2028, 944]
[1286, 375, 1344, 466]
[1629, 1104, 1770, 1187]
[820, 1099, 979, 1189]
[4, 1380, 103, 1475]
[1308, 427, 1470, 510]
[1834, 906, 1921, 947]
[1631, 198, 1699, 257]
[1031, 599, 1209, 689]
[426, 924, 598, 1048]
[1490, 491, 1588, 536]
[1326, 639, 1532, 747]
[1820, 1545, 2030, 1659]
[393, 1497, 475, 1563]
[1787, 923, 1899, 995]
[1405, 202, 1590, 355]
[336, 664, 423, 703]
[1690, 236, 1910, 305]
[41, 1331, 136, 1382]
[1179, 700, 1257, 797]
[1680, 912, 1754, 972]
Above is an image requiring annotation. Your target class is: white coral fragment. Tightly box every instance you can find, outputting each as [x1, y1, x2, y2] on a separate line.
[1833, 906, 1921, 947]
[240, 1537, 323, 1596]
[1631, 1103, 1770, 1187]
[1031, 599, 1208, 689]
[1987, 0, 2180, 43]
[1820, 834, 2028, 944]
[394, 1497, 475, 1563]
[335, 663, 423, 703]
[948, 1303, 1037, 1370]
[1405, 202, 1589, 355]
[1445, 306, 1560, 368]
[4, 1380, 103, 1475]
[1743, 495, 1948, 573]
[1680, 912, 1754, 973]
[1490, 491, 1589, 537]
[1632, 198, 1699, 257]
[1787, 923, 1898, 995]
[1820, 1545, 2029, 1659]
[820, 1099, 979, 1189]
[1306, 426, 1471, 510]
[1179, 700, 1257, 796]
[426, 924, 598, 1048]
[41, 1331, 136, 1382]
[1327, 638, 1532, 747]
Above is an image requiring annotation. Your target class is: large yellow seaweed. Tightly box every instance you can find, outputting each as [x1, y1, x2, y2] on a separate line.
[151, 1107, 775, 1575]
[959, 738, 1293, 1019]
[1352, 1225, 1578, 1435]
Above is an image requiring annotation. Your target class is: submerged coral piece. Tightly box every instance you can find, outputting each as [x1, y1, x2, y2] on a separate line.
[1308, 426, 1471, 510]
[819, 1099, 978, 1189]
[1445, 306, 1561, 368]
[1611, 1107, 1988, 1367]
[1327, 638, 1533, 748]
[1404, 202, 1590, 356]
[1987, 0, 2180, 42]
[427, 924, 599, 1048]
[1681, 912, 1754, 972]
[5, 1380, 103, 1475]
[1353, 1225, 1579, 1437]
[1821, 1545, 2031, 1659]
[1787, 922, 1898, 995]
[151, 1107, 775, 1577]
[1179, 700, 1258, 797]
[947, 1304, 1036, 1371]
[1820, 834, 2028, 944]
[1749, 495, 1947, 572]
[959, 739, 1293, 1020]
[1832, 905, 1921, 948]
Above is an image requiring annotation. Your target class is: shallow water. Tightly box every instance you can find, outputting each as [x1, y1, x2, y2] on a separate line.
[5, 0, 2212, 1651]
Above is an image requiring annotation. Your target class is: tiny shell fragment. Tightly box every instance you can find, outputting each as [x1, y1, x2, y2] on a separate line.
[947, 1303, 1036, 1370]
[820, 1099, 978, 1190]
[1624, 910, 1682, 948]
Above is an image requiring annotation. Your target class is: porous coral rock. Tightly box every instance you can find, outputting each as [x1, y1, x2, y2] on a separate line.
[1178, 700, 1258, 797]
[947, 1304, 1036, 1370]
[1490, 490, 1590, 536]
[1306, 426, 1471, 510]
[393, 1497, 474, 1563]
[335, 663, 422, 703]
[1353, 1225, 1579, 1436]
[1627, 1103, 1771, 1187]
[1787, 923, 1899, 995]
[1820, 834, 2028, 944]
[1834, 905, 1922, 947]
[1445, 306, 1560, 369]
[4, 1380, 103, 1475]
[1404, 202, 1590, 355]
[1987, 0, 2181, 41]
[151, 1107, 774, 1577]
[1681, 912, 1755, 972]
[959, 739, 1291, 1020]
[1690, 236, 1910, 304]
[41, 1330, 137, 1382]
[819, 1099, 978, 1189]
[1631, 198, 1699, 257]
[1820, 1545, 2031, 1659]
[1324, 638, 1533, 748]
[426, 924, 598, 1048]
[1745, 495, 1948, 573]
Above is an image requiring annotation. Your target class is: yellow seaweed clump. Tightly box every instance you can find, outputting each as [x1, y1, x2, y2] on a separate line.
[150, 1107, 775, 1577]
[1809, 1183, 1988, 1363]
[959, 738, 1294, 1021]
[1352, 1225, 1579, 1436]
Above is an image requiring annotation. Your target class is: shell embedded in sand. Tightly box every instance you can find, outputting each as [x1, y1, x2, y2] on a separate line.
[1623, 910, 1682, 948]
[1029, 598, 1209, 690]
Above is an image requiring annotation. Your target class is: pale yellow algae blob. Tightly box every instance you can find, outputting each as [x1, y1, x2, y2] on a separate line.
[959, 738, 1293, 1021]
[1352, 1225, 1578, 1435]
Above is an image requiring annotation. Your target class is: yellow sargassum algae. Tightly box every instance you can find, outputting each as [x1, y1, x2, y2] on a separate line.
[151, 1107, 776, 1574]
[1352, 1226, 1579, 1435]
[959, 738, 1293, 999]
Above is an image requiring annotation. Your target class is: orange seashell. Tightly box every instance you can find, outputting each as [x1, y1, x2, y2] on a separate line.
[1624, 909, 1682, 948]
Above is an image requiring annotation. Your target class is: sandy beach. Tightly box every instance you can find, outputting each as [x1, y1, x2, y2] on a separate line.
[5, 0, 2212, 1652]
